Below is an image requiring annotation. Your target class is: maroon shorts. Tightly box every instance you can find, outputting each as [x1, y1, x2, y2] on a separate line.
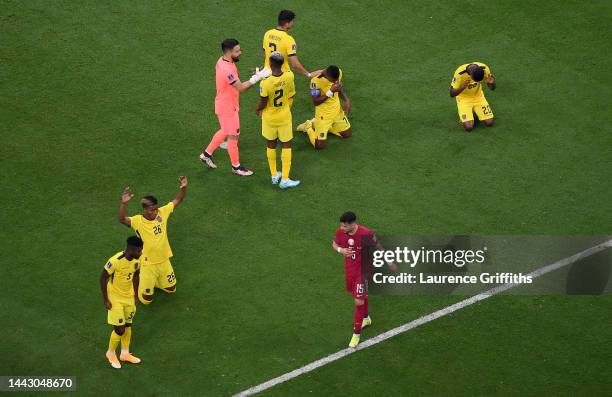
[345, 273, 367, 299]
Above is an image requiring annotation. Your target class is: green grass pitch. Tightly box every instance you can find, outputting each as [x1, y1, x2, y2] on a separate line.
[1, 0, 611, 396]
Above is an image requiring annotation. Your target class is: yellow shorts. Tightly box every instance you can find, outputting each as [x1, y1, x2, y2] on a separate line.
[262, 119, 293, 142]
[314, 112, 351, 140]
[457, 97, 494, 123]
[107, 292, 136, 326]
[139, 259, 176, 296]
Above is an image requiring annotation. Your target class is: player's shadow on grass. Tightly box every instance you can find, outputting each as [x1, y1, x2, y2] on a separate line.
[565, 248, 611, 294]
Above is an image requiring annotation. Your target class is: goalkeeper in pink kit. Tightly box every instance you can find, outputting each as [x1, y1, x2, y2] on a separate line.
[200, 38, 270, 176]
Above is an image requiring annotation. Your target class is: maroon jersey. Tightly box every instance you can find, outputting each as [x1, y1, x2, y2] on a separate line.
[334, 225, 376, 277]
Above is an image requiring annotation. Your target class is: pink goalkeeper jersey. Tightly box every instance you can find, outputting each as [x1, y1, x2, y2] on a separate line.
[215, 57, 239, 115]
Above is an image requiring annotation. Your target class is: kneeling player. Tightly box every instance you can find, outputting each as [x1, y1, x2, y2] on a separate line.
[297, 65, 352, 150]
[117, 176, 187, 305]
[450, 62, 496, 132]
[100, 236, 143, 368]
[256, 52, 300, 189]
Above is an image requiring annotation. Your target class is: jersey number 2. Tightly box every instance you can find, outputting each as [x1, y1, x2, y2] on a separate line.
[273, 89, 284, 107]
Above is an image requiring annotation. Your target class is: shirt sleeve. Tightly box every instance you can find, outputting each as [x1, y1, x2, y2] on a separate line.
[226, 68, 237, 85]
[128, 215, 140, 231]
[160, 202, 175, 218]
[310, 80, 321, 97]
[451, 69, 464, 89]
[259, 80, 269, 98]
[334, 229, 343, 246]
[287, 35, 297, 56]
[104, 259, 115, 275]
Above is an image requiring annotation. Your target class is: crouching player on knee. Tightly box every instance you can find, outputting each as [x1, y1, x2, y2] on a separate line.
[117, 176, 188, 305]
[450, 62, 496, 132]
[297, 65, 352, 150]
[100, 236, 144, 368]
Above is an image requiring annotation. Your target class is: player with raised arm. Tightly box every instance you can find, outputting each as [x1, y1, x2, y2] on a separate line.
[117, 176, 187, 305]
[255, 52, 300, 189]
[296, 65, 352, 150]
[450, 62, 496, 132]
[332, 211, 390, 348]
[262, 10, 320, 78]
[100, 236, 143, 369]
[199, 39, 270, 176]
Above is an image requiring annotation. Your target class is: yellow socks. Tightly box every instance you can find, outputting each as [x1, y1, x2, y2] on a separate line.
[120, 327, 132, 353]
[266, 147, 277, 176]
[281, 148, 292, 180]
[108, 330, 121, 353]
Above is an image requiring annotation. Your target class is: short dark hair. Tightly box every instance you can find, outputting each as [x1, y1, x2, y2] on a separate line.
[471, 67, 485, 82]
[221, 38, 239, 52]
[326, 65, 340, 80]
[126, 236, 144, 248]
[278, 10, 295, 25]
[140, 195, 158, 208]
[269, 52, 284, 67]
[340, 211, 357, 223]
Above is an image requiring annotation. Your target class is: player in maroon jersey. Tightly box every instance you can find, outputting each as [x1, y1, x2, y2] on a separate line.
[332, 211, 383, 348]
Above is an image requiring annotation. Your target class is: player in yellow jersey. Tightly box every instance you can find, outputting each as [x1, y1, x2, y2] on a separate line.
[100, 236, 143, 369]
[256, 52, 300, 189]
[450, 62, 496, 132]
[296, 65, 352, 150]
[117, 176, 187, 304]
[262, 10, 320, 78]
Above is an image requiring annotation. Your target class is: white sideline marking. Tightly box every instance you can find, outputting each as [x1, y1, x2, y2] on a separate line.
[234, 240, 612, 396]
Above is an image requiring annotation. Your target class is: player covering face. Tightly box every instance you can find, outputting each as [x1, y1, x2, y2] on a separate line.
[255, 52, 300, 189]
[100, 236, 143, 369]
[297, 65, 352, 150]
[449, 62, 496, 132]
[200, 38, 271, 176]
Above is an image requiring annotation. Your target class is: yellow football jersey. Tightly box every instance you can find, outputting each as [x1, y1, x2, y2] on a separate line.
[262, 28, 297, 72]
[260, 71, 295, 126]
[129, 202, 174, 264]
[451, 62, 491, 101]
[310, 69, 344, 119]
[104, 251, 140, 299]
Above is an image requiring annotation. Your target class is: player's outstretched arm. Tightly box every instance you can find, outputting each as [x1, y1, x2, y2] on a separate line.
[100, 270, 112, 309]
[486, 74, 496, 91]
[118, 187, 134, 227]
[288, 56, 321, 78]
[231, 78, 255, 93]
[171, 176, 188, 208]
[231, 68, 271, 93]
